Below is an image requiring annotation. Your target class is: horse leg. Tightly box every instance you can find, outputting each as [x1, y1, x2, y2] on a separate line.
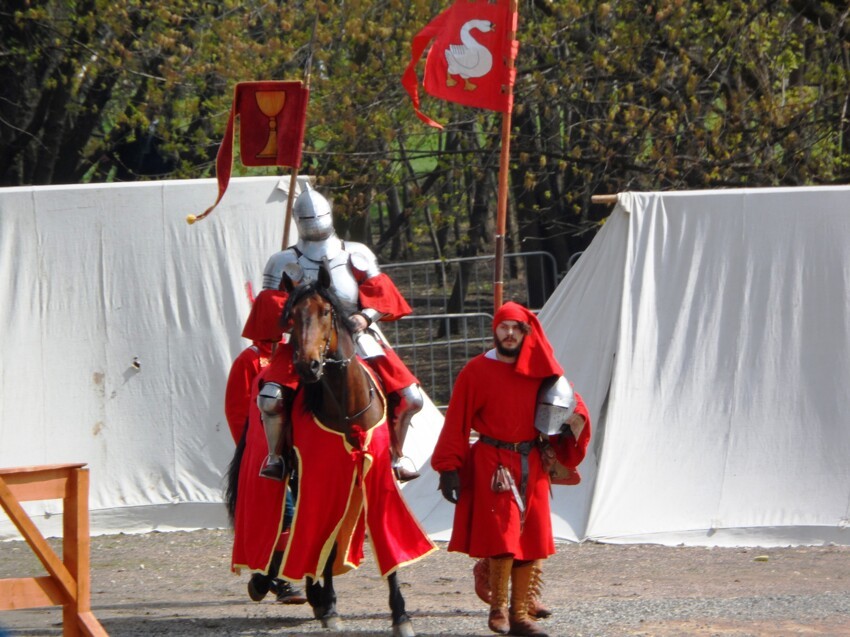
[319, 544, 340, 629]
[306, 544, 341, 629]
[305, 576, 323, 614]
[388, 572, 415, 637]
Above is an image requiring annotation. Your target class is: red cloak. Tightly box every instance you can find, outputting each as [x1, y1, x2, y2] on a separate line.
[230, 368, 288, 574]
[281, 370, 436, 580]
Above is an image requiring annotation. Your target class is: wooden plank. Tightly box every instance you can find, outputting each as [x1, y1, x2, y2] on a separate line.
[0, 463, 86, 476]
[64, 470, 83, 591]
[590, 194, 618, 204]
[78, 610, 110, 637]
[0, 576, 65, 609]
[64, 603, 82, 637]
[64, 469, 91, 637]
[0, 464, 107, 634]
[0, 476, 77, 602]
[0, 464, 84, 501]
[5, 476, 69, 502]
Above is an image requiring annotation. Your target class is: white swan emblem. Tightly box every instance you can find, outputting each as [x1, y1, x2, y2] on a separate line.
[444, 19, 495, 91]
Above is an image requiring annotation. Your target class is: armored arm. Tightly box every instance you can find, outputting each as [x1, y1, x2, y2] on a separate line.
[347, 242, 386, 324]
[347, 241, 382, 279]
[262, 249, 300, 290]
[347, 241, 413, 322]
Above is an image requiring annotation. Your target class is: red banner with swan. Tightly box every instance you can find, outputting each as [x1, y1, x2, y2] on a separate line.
[402, 0, 518, 129]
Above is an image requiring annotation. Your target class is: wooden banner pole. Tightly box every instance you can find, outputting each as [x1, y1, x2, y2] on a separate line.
[493, 0, 519, 312]
[281, 12, 319, 251]
[591, 194, 618, 205]
[493, 111, 513, 312]
[281, 172, 299, 250]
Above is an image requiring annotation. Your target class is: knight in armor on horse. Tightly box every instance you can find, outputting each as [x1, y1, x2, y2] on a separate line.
[257, 185, 424, 482]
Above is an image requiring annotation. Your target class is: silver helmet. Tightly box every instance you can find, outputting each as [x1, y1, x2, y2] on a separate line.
[534, 375, 576, 436]
[293, 187, 334, 241]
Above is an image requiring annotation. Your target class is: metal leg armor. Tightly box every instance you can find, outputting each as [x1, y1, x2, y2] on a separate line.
[257, 382, 292, 481]
[389, 383, 423, 482]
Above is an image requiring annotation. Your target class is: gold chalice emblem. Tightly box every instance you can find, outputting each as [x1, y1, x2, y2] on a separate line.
[255, 90, 287, 158]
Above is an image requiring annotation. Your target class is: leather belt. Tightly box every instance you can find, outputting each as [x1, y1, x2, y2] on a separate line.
[478, 435, 539, 520]
[478, 435, 537, 455]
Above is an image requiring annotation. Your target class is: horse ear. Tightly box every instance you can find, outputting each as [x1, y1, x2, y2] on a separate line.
[280, 272, 295, 293]
[318, 257, 332, 290]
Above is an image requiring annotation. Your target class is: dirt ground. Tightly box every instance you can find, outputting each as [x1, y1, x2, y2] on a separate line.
[2, 529, 850, 637]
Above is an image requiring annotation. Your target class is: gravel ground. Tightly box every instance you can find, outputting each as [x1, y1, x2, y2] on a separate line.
[2, 529, 850, 636]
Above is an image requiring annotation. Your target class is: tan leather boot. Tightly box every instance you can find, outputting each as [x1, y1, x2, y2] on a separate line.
[528, 560, 551, 619]
[474, 557, 491, 604]
[509, 562, 549, 636]
[476, 558, 551, 618]
[487, 557, 512, 634]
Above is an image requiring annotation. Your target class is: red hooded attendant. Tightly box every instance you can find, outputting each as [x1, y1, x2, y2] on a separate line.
[431, 302, 591, 636]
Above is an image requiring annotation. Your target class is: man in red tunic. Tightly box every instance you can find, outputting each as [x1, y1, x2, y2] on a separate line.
[431, 302, 591, 637]
[224, 330, 274, 445]
[227, 289, 306, 604]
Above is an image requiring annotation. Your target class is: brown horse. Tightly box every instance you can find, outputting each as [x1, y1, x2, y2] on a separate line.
[278, 263, 435, 636]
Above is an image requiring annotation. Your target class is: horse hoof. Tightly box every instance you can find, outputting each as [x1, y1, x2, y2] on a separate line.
[321, 614, 342, 630]
[393, 619, 416, 637]
[247, 573, 271, 602]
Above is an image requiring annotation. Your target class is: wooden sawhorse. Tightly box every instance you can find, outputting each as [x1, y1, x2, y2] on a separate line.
[0, 463, 108, 636]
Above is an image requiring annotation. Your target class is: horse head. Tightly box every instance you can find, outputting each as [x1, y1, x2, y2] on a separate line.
[282, 260, 349, 384]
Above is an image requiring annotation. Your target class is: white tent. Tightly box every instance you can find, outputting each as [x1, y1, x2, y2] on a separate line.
[4, 180, 850, 548]
[0, 176, 442, 540]
[410, 186, 850, 547]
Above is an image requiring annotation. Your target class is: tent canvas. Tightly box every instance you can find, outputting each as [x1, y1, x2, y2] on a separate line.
[575, 188, 850, 546]
[410, 186, 850, 547]
[0, 176, 442, 540]
[4, 180, 850, 548]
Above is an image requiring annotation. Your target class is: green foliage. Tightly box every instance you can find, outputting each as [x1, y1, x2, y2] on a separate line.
[1, 0, 848, 268]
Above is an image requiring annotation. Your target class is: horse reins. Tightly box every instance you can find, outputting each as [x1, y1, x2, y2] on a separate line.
[317, 307, 377, 425]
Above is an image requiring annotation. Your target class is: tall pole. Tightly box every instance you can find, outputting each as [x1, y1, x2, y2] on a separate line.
[493, 111, 512, 311]
[282, 12, 319, 250]
[493, 0, 518, 312]
[281, 174, 299, 250]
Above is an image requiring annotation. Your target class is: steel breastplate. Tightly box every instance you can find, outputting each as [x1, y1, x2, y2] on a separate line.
[295, 251, 360, 315]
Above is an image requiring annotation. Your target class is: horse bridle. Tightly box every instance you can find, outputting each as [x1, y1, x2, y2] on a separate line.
[297, 302, 377, 425]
